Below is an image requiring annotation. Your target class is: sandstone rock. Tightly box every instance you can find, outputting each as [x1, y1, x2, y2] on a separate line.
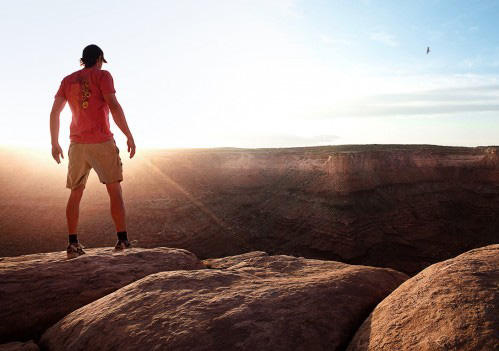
[105, 146, 499, 275]
[202, 250, 269, 269]
[347, 245, 499, 351]
[0, 341, 39, 351]
[0, 247, 204, 344]
[2, 145, 498, 275]
[40, 252, 407, 351]
[322, 146, 499, 193]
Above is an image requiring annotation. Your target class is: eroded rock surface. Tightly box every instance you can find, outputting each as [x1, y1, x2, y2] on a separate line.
[347, 245, 499, 351]
[0, 247, 204, 344]
[40, 252, 408, 351]
[2, 145, 498, 275]
[0, 341, 39, 351]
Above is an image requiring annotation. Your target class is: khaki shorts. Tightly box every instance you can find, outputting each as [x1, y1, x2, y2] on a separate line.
[66, 139, 123, 189]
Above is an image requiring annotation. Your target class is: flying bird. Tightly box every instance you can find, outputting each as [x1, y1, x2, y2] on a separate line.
[426, 46, 430, 54]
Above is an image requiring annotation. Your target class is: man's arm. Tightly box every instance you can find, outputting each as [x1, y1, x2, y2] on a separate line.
[103, 93, 136, 158]
[50, 96, 67, 164]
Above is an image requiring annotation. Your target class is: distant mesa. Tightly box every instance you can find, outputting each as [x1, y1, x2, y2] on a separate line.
[1, 144, 498, 278]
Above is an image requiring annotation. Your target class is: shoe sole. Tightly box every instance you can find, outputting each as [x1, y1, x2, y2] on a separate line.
[67, 252, 85, 259]
[113, 240, 138, 252]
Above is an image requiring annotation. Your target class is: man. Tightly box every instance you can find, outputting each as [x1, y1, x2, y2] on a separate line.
[49, 44, 136, 259]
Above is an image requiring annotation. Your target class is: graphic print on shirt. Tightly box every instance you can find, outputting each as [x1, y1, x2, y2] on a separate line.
[79, 78, 91, 109]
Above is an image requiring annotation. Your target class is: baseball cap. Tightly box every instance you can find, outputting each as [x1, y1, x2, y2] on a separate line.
[81, 44, 107, 64]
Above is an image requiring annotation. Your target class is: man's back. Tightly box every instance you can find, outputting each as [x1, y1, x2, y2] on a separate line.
[50, 43, 136, 259]
[55, 66, 116, 143]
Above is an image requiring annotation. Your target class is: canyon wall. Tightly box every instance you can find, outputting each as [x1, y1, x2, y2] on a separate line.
[1, 145, 498, 275]
[323, 146, 499, 192]
[138, 145, 499, 275]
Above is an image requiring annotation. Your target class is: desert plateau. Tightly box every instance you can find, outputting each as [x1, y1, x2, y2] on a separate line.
[0, 144, 498, 350]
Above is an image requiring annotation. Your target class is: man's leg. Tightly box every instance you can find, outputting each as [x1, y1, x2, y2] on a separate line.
[106, 182, 126, 232]
[66, 185, 85, 234]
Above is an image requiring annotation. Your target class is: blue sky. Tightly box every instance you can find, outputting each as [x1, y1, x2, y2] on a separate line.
[302, 1, 499, 75]
[0, 0, 497, 149]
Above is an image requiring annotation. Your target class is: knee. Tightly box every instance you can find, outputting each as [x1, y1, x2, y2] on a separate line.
[69, 186, 85, 200]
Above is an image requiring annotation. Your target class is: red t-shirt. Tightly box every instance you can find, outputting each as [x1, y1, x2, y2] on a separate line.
[55, 67, 116, 143]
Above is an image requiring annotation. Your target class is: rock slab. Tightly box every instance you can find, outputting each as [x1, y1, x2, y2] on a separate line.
[0, 247, 204, 343]
[347, 244, 499, 351]
[0, 341, 39, 351]
[40, 251, 408, 351]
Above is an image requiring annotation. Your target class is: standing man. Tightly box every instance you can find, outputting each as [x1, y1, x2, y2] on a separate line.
[50, 44, 136, 258]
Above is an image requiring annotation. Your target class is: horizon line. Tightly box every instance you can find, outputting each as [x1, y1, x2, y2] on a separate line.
[1, 143, 497, 153]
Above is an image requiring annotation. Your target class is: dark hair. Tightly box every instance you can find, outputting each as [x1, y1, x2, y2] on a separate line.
[80, 44, 107, 68]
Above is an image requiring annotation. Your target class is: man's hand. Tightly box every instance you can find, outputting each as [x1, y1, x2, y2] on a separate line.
[127, 137, 136, 158]
[51, 143, 64, 164]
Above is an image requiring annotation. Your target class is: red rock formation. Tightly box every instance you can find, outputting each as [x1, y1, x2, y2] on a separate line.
[139, 145, 498, 275]
[347, 245, 499, 351]
[1, 145, 498, 275]
[0, 341, 39, 351]
[0, 247, 204, 344]
[39, 251, 407, 351]
[322, 146, 499, 193]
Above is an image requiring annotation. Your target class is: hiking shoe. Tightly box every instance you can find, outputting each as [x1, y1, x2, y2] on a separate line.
[114, 239, 133, 251]
[67, 242, 86, 259]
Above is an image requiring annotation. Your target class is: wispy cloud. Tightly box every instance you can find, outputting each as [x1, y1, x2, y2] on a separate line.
[369, 30, 398, 47]
[279, 0, 303, 18]
[369, 84, 499, 102]
[319, 84, 499, 118]
[459, 55, 499, 69]
[320, 34, 352, 47]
